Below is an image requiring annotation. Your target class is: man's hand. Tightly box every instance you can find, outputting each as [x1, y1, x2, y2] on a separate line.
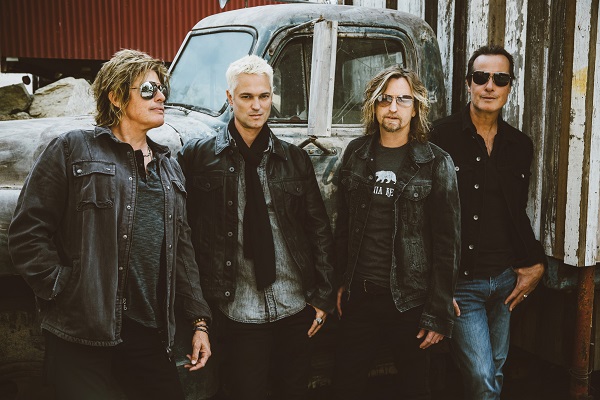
[453, 298, 461, 317]
[307, 305, 327, 338]
[505, 263, 545, 312]
[336, 286, 346, 317]
[184, 330, 211, 371]
[416, 329, 445, 349]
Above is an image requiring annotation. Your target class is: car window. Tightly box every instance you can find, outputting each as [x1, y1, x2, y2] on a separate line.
[168, 31, 254, 114]
[270, 35, 405, 125]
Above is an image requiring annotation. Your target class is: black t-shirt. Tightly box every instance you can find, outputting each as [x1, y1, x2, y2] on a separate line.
[354, 142, 408, 288]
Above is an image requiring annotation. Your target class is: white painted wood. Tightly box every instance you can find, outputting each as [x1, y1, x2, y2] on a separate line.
[437, 0, 455, 115]
[504, 0, 528, 130]
[308, 20, 338, 137]
[466, 1, 489, 69]
[354, 0, 386, 8]
[588, 3, 600, 265]
[397, 0, 425, 19]
[564, 0, 593, 266]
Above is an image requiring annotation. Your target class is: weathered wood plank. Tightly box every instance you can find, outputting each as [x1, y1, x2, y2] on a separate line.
[504, 0, 527, 130]
[396, 0, 425, 19]
[437, 0, 455, 115]
[465, 1, 489, 63]
[354, 0, 386, 7]
[564, 0, 593, 266]
[308, 19, 338, 137]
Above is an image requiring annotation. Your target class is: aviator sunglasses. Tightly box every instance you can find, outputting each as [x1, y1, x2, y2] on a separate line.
[131, 81, 168, 100]
[376, 94, 414, 108]
[470, 70, 512, 87]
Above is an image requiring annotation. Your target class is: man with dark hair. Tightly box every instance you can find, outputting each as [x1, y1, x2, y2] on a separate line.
[9, 49, 211, 400]
[430, 45, 546, 399]
[332, 65, 460, 400]
[178, 55, 335, 400]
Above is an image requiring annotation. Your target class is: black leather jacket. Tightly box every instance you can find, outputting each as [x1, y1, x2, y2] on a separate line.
[8, 127, 211, 351]
[430, 104, 547, 277]
[177, 127, 336, 314]
[335, 134, 460, 337]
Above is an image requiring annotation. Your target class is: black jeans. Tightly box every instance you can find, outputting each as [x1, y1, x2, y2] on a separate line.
[332, 280, 431, 400]
[43, 318, 184, 400]
[219, 306, 314, 400]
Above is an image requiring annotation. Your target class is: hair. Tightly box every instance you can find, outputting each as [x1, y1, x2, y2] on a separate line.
[226, 55, 274, 93]
[466, 45, 515, 84]
[361, 65, 430, 142]
[91, 49, 169, 127]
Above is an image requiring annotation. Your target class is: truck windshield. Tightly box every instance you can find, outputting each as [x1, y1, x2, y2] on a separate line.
[167, 31, 254, 114]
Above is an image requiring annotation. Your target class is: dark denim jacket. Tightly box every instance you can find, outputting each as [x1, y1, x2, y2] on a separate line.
[177, 128, 336, 314]
[335, 134, 460, 337]
[8, 127, 211, 351]
[430, 105, 547, 277]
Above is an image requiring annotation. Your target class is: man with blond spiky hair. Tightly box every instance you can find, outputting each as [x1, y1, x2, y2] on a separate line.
[178, 55, 335, 400]
[333, 65, 460, 400]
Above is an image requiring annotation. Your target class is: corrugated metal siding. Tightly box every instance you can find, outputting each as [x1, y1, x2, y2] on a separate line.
[0, 0, 278, 62]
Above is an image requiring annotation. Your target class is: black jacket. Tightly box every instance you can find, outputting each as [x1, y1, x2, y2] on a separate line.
[177, 126, 336, 314]
[8, 127, 211, 351]
[335, 134, 460, 337]
[430, 104, 547, 278]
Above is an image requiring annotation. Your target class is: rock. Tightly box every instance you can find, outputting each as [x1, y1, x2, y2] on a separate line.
[0, 112, 33, 121]
[29, 77, 95, 118]
[0, 84, 32, 115]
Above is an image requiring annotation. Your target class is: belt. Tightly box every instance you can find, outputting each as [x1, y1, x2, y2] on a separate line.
[361, 279, 390, 295]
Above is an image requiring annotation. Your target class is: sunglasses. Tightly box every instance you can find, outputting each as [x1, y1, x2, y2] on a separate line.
[470, 71, 512, 87]
[131, 81, 168, 100]
[376, 94, 414, 108]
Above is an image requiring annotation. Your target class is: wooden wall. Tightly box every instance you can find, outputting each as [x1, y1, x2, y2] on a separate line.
[353, 0, 600, 268]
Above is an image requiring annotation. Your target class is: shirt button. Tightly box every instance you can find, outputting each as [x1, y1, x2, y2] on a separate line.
[360, 203, 366, 208]
[473, 215, 479, 220]
[476, 157, 481, 162]
[118, 266, 123, 271]
[126, 205, 131, 210]
[227, 200, 233, 206]
[76, 168, 83, 174]
[129, 176, 133, 181]
[464, 271, 470, 276]
[226, 261, 232, 266]
[205, 183, 210, 188]
[227, 232, 233, 237]
[296, 187, 301, 193]
[474, 184, 480, 189]
[168, 244, 172, 249]
[455, 166, 460, 172]
[521, 174, 525, 178]
[224, 291, 231, 297]
[229, 167, 235, 172]
[355, 228, 360, 233]
[468, 244, 474, 250]
[166, 185, 171, 190]
[122, 235, 128, 239]
[413, 192, 419, 198]
[368, 175, 373, 180]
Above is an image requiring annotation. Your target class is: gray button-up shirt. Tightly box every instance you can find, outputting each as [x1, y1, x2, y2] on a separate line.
[220, 149, 306, 323]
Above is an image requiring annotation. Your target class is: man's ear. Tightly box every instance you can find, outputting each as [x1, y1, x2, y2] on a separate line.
[465, 79, 471, 94]
[108, 91, 121, 108]
[226, 90, 233, 106]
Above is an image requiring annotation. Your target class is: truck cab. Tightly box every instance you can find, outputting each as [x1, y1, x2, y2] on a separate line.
[0, 4, 446, 399]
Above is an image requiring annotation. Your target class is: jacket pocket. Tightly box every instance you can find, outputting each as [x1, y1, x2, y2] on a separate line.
[282, 179, 306, 218]
[72, 161, 116, 211]
[400, 184, 431, 226]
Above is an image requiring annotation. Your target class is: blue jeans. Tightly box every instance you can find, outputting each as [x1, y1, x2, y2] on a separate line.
[450, 267, 517, 400]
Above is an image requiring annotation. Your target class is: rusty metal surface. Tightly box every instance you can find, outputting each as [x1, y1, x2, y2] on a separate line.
[0, 0, 277, 62]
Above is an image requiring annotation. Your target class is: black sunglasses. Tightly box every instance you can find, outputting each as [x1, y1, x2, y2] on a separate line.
[131, 81, 168, 100]
[376, 94, 414, 108]
[470, 71, 512, 87]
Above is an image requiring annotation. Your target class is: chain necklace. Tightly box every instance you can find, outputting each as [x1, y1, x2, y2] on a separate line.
[142, 144, 152, 158]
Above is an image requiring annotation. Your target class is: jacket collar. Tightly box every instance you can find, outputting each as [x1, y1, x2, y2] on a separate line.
[356, 131, 434, 164]
[461, 102, 519, 145]
[217, 120, 287, 160]
[94, 125, 171, 157]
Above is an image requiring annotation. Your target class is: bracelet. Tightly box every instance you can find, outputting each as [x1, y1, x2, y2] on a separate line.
[192, 317, 208, 327]
[193, 326, 209, 335]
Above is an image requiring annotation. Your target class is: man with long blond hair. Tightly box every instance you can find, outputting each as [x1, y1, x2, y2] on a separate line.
[333, 65, 460, 399]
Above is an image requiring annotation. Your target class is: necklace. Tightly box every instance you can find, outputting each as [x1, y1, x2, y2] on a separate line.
[142, 144, 152, 158]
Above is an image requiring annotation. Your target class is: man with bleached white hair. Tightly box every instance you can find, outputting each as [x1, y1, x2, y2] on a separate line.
[178, 55, 335, 399]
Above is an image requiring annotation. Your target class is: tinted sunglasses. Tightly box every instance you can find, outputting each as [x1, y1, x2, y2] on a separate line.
[470, 71, 512, 87]
[131, 81, 168, 100]
[376, 94, 414, 108]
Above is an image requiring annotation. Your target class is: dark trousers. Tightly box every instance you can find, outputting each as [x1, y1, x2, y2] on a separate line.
[43, 318, 184, 400]
[332, 280, 431, 400]
[219, 306, 314, 400]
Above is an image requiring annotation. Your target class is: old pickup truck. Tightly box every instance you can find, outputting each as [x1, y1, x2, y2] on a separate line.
[0, 4, 446, 399]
